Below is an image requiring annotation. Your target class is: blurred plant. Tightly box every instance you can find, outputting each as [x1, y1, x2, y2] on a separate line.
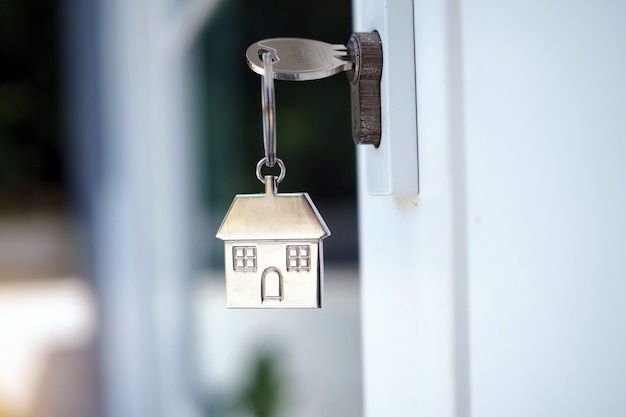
[234, 351, 284, 417]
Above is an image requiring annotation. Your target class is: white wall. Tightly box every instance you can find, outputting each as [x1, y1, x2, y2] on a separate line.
[463, 1, 626, 416]
[358, 0, 626, 416]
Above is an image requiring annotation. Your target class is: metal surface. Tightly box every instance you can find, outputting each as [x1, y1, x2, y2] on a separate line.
[347, 32, 383, 146]
[246, 38, 352, 81]
[216, 176, 331, 308]
[261, 52, 277, 166]
[256, 157, 285, 183]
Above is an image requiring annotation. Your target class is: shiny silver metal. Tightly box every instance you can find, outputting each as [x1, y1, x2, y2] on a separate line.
[216, 176, 331, 308]
[256, 157, 285, 183]
[261, 52, 277, 166]
[246, 38, 352, 81]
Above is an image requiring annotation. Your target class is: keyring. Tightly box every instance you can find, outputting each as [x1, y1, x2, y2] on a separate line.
[261, 51, 277, 167]
[256, 157, 286, 183]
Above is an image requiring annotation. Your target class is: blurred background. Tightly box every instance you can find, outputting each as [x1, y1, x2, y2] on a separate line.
[0, 0, 361, 416]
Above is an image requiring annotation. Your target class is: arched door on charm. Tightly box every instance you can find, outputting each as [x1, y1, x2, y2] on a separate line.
[261, 267, 283, 301]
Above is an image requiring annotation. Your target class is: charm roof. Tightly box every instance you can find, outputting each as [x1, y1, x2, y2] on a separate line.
[216, 177, 331, 241]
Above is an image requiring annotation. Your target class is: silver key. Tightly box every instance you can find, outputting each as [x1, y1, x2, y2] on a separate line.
[246, 38, 352, 81]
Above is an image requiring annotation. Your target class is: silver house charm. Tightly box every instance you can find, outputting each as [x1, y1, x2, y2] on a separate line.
[216, 175, 330, 308]
[217, 49, 331, 308]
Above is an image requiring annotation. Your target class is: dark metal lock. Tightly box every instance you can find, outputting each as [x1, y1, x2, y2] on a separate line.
[347, 32, 383, 147]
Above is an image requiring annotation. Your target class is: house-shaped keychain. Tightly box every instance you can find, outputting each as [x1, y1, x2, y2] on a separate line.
[216, 176, 331, 308]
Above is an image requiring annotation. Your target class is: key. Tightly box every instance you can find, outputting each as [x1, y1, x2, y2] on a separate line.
[246, 38, 352, 81]
[247, 33, 383, 145]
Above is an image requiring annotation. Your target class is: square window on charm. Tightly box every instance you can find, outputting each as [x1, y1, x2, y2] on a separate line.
[286, 245, 311, 271]
[233, 246, 257, 271]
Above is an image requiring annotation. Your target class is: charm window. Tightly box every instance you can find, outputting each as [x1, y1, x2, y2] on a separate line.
[233, 246, 257, 271]
[287, 245, 311, 271]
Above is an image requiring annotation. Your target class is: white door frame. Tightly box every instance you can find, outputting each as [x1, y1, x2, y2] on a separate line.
[355, 0, 626, 416]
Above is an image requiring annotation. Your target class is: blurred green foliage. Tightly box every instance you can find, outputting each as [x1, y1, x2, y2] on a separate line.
[203, 349, 286, 417]
[236, 351, 284, 417]
[198, 0, 355, 212]
[0, 0, 64, 209]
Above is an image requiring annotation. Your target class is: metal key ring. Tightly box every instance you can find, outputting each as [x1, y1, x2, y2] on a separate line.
[256, 157, 286, 184]
[261, 51, 277, 167]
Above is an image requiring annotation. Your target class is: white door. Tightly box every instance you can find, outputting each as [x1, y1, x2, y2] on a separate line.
[355, 0, 626, 416]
